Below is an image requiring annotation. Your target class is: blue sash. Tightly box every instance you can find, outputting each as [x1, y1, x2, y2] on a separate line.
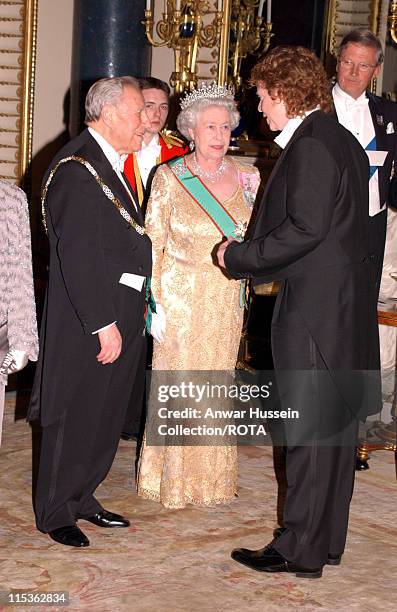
[365, 136, 377, 180]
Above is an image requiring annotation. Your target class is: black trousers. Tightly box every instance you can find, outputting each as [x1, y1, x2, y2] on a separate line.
[270, 287, 359, 569]
[272, 423, 357, 568]
[122, 336, 150, 437]
[34, 329, 145, 533]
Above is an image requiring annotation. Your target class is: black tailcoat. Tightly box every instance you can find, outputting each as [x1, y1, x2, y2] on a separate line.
[30, 130, 152, 532]
[224, 111, 381, 568]
[226, 112, 379, 383]
[367, 93, 397, 210]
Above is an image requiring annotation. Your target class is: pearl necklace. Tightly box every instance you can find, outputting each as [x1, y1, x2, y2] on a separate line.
[191, 153, 227, 183]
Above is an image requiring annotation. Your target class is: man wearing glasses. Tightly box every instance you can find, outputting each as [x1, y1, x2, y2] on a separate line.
[333, 27, 397, 296]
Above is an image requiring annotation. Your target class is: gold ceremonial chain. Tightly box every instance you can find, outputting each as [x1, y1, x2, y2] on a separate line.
[41, 156, 146, 236]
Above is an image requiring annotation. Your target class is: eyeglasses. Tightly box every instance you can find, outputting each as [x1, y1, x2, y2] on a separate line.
[338, 59, 377, 73]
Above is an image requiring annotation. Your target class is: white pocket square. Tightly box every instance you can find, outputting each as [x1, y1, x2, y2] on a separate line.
[386, 122, 394, 134]
[119, 272, 145, 291]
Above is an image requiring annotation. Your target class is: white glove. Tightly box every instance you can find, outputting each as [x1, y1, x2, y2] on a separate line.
[0, 349, 29, 375]
[150, 304, 166, 343]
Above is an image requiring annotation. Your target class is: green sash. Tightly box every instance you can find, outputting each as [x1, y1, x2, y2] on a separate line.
[168, 157, 248, 308]
[168, 157, 244, 241]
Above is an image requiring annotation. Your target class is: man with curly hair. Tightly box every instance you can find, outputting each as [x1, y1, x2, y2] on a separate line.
[217, 46, 380, 578]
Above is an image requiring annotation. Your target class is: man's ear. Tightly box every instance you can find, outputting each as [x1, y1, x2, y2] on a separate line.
[101, 104, 114, 128]
[373, 64, 381, 79]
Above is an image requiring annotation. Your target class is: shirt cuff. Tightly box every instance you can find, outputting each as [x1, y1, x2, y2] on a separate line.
[92, 321, 117, 335]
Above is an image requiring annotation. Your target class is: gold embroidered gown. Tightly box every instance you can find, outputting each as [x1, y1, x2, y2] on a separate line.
[137, 158, 259, 508]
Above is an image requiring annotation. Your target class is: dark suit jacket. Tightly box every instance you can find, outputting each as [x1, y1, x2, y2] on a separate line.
[367, 92, 397, 208]
[225, 111, 380, 415]
[30, 130, 152, 426]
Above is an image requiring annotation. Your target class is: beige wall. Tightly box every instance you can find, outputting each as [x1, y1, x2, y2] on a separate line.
[32, 0, 74, 157]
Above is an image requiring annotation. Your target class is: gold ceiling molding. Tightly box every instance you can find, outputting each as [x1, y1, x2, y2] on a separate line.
[0, 0, 38, 185]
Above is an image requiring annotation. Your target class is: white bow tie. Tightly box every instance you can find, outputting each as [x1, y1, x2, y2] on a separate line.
[112, 154, 128, 174]
[345, 97, 368, 112]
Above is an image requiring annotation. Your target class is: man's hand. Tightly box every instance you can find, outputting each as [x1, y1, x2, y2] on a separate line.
[97, 323, 122, 364]
[216, 237, 235, 269]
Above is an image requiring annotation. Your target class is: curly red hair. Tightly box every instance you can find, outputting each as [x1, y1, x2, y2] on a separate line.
[250, 46, 332, 117]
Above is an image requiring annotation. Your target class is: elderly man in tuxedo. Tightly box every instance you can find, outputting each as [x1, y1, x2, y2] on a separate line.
[217, 47, 380, 578]
[333, 27, 397, 295]
[29, 77, 152, 547]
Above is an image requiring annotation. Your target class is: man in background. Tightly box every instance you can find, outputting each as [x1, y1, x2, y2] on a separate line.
[121, 77, 187, 442]
[333, 27, 397, 295]
[124, 77, 187, 208]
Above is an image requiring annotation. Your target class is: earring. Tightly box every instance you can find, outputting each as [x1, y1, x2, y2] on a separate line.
[189, 140, 195, 151]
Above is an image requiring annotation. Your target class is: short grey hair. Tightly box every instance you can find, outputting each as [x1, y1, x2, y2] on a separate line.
[337, 28, 384, 65]
[85, 76, 140, 122]
[177, 97, 240, 140]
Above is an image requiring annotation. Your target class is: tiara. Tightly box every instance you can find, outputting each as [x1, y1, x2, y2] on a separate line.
[180, 82, 235, 110]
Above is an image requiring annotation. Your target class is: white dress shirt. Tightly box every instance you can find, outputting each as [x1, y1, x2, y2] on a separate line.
[136, 134, 162, 187]
[332, 84, 383, 217]
[88, 127, 137, 211]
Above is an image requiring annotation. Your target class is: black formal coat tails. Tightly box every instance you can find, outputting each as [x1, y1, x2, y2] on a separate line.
[224, 111, 381, 568]
[29, 130, 152, 532]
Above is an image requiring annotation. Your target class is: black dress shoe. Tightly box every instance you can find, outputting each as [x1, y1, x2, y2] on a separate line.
[273, 526, 287, 539]
[82, 510, 130, 528]
[327, 553, 342, 566]
[273, 527, 342, 566]
[231, 545, 323, 579]
[49, 525, 89, 547]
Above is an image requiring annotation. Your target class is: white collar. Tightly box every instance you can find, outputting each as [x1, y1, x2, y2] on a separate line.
[332, 83, 368, 110]
[274, 108, 319, 149]
[88, 127, 127, 172]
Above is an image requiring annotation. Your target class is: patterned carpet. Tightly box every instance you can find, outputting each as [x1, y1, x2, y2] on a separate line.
[0, 391, 396, 612]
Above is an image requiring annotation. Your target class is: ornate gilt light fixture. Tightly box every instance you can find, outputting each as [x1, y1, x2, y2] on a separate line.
[142, 0, 224, 94]
[389, 1, 397, 44]
[229, 0, 273, 89]
[142, 1, 273, 93]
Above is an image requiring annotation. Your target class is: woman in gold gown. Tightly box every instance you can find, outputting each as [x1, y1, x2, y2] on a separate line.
[137, 84, 260, 508]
